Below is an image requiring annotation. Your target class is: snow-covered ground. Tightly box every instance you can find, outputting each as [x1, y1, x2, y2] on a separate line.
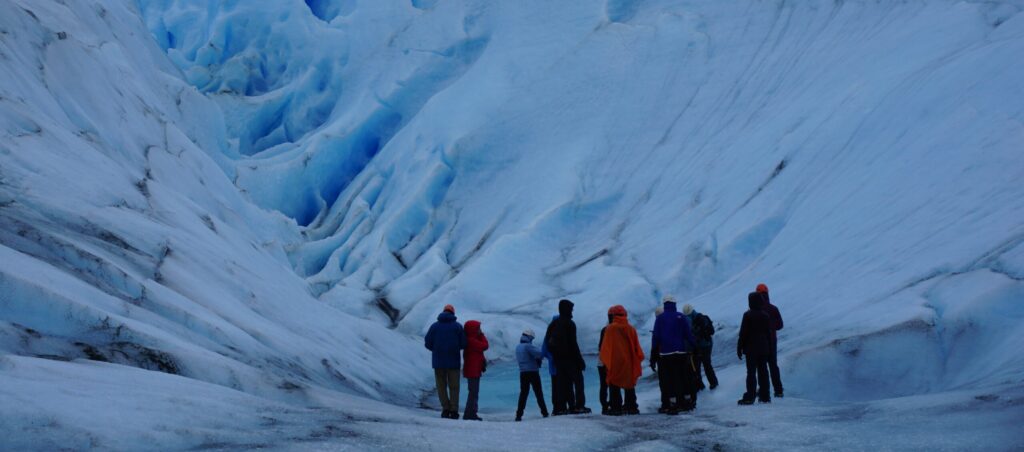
[1, 0, 1022, 450]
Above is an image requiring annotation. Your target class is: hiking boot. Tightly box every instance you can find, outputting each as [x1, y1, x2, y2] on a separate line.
[552, 410, 567, 416]
[737, 398, 755, 406]
[463, 414, 483, 421]
[709, 383, 718, 390]
[759, 398, 771, 404]
[625, 408, 640, 415]
[515, 416, 522, 422]
[607, 409, 623, 416]
[542, 411, 549, 418]
[570, 407, 592, 414]
[657, 406, 670, 414]
[775, 391, 784, 398]
[441, 410, 451, 419]
[450, 412, 461, 419]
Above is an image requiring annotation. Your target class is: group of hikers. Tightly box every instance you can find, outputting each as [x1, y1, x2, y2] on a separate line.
[423, 284, 785, 421]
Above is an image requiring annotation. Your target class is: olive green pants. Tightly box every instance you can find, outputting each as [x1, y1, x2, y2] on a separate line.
[434, 368, 461, 412]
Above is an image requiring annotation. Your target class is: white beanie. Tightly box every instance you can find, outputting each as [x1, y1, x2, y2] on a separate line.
[682, 304, 694, 315]
[523, 328, 535, 338]
[662, 294, 676, 303]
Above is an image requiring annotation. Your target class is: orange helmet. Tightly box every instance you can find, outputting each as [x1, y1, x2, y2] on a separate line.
[756, 283, 769, 293]
[443, 304, 455, 314]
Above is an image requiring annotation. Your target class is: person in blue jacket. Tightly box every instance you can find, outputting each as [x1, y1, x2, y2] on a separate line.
[515, 329, 549, 421]
[542, 314, 575, 415]
[425, 304, 467, 419]
[651, 295, 698, 414]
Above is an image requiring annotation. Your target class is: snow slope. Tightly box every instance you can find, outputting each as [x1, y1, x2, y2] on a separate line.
[2, 0, 1023, 449]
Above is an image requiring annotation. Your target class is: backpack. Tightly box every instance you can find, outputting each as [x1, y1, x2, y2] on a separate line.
[692, 313, 714, 340]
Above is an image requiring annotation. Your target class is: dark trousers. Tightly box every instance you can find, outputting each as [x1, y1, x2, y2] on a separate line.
[696, 346, 719, 388]
[598, 366, 609, 410]
[662, 354, 697, 408]
[745, 353, 770, 401]
[465, 377, 480, 417]
[609, 385, 637, 412]
[517, 371, 548, 416]
[657, 362, 671, 408]
[768, 338, 783, 393]
[556, 367, 586, 410]
[551, 374, 576, 413]
[433, 368, 460, 412]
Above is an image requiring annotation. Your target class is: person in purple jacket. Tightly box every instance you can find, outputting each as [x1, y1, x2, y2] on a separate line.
[651, 295, 698, 414]
[756, 283, 784, 397]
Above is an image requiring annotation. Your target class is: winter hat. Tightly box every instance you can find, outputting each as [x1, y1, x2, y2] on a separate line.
[443, 304, 455, 314]
[756, 283, 769, 293]
[662, 295, 676, 303]
[558, 299, 574, 318]
[682, 304, 694, 315]
[523, 328, 535, 338]
[608, 305, 628, 317]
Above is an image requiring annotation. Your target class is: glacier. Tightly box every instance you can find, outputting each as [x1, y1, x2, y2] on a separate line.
[1, 0, 1023, 450]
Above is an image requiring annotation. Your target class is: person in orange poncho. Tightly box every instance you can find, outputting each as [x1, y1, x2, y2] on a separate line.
[598, 305, 645, 415]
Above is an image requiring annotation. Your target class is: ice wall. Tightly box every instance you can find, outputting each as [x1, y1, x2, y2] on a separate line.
[0, 0, 431, 426]
[136, 0, 1024, 401]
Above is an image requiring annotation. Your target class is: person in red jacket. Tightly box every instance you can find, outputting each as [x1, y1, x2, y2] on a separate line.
[462, 320, 489, 420]
[756, 283, 784, 397]
[599, 305, 644, 415]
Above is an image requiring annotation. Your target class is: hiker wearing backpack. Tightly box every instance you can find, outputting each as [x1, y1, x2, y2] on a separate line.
[756, 283, 784, 397]
[683, 304, 718, 390]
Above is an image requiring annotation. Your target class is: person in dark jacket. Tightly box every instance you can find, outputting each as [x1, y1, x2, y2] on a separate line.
[737, 292, 772, 404]
[424, 304, 467, 419]
[651, 296, 698, 414]
[597, 313, 613, 415]
[683, 303, 719, 390]
[756, 283, 784, 397]
[515, 329, 549, 421]
[542, 314, 575, 415]
[462, 320, 488, 421]
[545, 299, 591, 414]
[649, 306, 671, 413]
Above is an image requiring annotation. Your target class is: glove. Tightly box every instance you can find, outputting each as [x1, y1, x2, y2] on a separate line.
[482, 360, 487, 373]
[649, 362, 657, 372]
[737, 351, 743, 360]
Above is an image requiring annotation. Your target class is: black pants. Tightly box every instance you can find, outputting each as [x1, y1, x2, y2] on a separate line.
[656, 361, 671, 408]
[598, 366, 609, 410]
[465, 377, 480, 418]
[555, 365, 586, 410]
[696, 346, 719, 388]
[660, 354, 694, 408]
[609, 385, 637, 412]
[745, 353, 770, 401]
[768, 338, 783, 393]
[679, 353, 698, 407]
[551, 374, 575, 413]
[517, 371, 548, 416]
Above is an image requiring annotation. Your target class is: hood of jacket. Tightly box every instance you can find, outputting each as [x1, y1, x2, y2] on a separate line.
[465, 320, 481, 336]
[558, 299, 574, 319]
[437, 311, 457, 323]
[748, 292, 764, 311]
[520, 333, 534, 344]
